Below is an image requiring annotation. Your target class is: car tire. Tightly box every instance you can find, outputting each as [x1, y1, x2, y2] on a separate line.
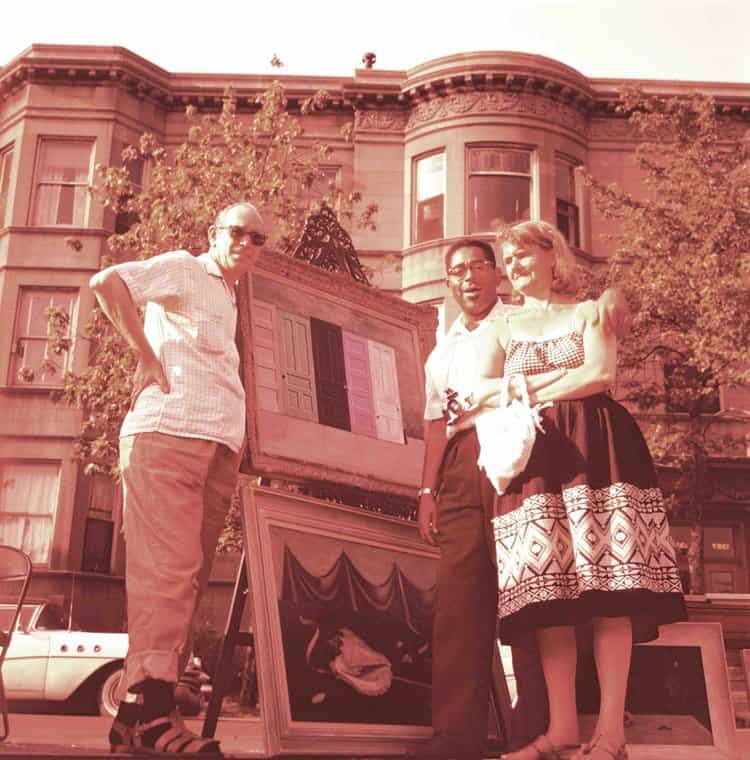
[98, 667, 123, 718]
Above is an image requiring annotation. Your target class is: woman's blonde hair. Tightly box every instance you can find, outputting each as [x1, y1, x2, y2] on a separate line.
[495, 220, 579, 294]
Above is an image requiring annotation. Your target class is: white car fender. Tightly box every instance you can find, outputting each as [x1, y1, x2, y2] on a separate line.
[43, 631, 127, 701]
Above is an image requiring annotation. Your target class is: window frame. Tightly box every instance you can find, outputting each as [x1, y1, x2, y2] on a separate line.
[30, 137, 95, 227]
[555, 155, 581, 249]
[0, 142, 14, 228]
[8, 286, 79, 388]
[411, 148, 446, 245]
[464, 142, 535, 234]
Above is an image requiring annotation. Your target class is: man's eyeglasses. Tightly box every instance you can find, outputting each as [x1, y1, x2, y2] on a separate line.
[217, 226, 267, 247]
[447, 259, 494, 279]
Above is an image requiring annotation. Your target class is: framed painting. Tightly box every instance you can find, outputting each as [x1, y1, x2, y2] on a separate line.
[575, 622, 739, 759]
[237, 250, 438, 499]
[240, 484, 510, 756]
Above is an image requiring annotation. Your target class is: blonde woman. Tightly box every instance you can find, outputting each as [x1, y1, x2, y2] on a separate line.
[473, 221, 686, 760]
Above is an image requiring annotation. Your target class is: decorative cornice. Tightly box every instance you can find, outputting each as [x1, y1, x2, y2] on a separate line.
[406, 91, 587, 134]
[354, 109, 409, 132]
[2, 45, 750, 120]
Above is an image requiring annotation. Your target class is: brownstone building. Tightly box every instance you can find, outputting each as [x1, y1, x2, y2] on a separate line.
[0, 45, 748, 607]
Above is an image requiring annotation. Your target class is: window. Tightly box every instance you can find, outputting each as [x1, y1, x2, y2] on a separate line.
[467, 145, 531, 233]
[9, 288, 78, 386]
[413, 152, 445, 243]
[81, 471, 116, 574]
[556, 158, 580, 248]
[663, 363, 720, 414]
[0, 461, 59, 564]
[0, 145, 13, 227]
[32, 140, 93, 226]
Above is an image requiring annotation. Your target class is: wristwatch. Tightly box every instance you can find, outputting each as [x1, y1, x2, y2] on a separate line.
[417, 487, 435, 498]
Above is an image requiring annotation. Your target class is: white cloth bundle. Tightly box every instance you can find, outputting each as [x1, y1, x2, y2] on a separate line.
[475, 375, 551, 495]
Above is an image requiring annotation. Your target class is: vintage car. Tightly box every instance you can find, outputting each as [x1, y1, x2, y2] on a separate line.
[0, 600, 209, 717]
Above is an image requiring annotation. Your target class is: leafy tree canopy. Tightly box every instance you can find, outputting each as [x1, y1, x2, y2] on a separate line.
[45, 83, 375, 481]
[583, 89, 750, 588]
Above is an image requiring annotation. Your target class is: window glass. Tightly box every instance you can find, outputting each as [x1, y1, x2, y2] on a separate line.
[9, 288, 77, 386]
[0, 461, 59, 563]
[33, 140, 93, 226]
[414, 152, 445, 243]
[468, 174, 531, 232]
[467, 146, 532, 233]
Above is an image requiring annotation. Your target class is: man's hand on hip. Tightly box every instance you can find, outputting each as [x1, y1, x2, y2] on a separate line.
[131, 352, 169, 409]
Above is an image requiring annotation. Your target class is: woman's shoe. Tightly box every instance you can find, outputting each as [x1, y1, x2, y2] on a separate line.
[572, 735, 628, 760]
[502, 734, 580, 759]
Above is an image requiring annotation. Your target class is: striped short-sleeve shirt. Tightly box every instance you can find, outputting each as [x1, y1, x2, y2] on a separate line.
[116, 250, 246, 452]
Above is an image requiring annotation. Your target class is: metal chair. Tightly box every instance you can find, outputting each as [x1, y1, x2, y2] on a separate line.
[0, 546, 32, 742]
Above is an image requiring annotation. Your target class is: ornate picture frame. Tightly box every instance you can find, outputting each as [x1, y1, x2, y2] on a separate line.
[240, 484, 509, 756]
[238, 250, 438, 498]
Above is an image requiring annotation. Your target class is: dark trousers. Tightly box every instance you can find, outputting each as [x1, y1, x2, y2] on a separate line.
[508, 633, 550, 750]
[431, 429, 548, 754]
[432, 502, 497, 754]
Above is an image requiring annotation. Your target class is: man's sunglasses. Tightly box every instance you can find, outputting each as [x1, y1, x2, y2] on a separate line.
[216, 225, 267, 246]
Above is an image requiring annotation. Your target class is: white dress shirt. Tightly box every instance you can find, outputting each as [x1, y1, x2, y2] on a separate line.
[423, 300, 506, 429]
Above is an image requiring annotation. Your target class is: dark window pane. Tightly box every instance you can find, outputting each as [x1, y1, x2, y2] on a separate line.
[468, 175, 530, 233]
[81, 518, 114, 573]
[310, 318, 351, 431]
[556, 199, 580, 248]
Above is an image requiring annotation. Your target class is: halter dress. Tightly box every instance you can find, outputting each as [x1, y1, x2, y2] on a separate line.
[492, 311, 687, 645]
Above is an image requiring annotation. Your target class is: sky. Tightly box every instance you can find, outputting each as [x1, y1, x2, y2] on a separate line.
[2, 0, 749, 84]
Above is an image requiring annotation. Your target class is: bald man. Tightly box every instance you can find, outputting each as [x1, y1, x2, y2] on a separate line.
[90, 202, 266, 756]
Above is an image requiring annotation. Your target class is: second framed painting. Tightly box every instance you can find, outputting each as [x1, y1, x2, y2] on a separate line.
[240, 484, 510, 756]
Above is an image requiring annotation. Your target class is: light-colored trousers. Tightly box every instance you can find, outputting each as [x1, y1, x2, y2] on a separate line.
[118, 432, 240, 694]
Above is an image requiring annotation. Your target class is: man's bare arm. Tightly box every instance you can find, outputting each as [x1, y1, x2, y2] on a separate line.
[89, 269, 169, 395]
[417, 418, 448, 546]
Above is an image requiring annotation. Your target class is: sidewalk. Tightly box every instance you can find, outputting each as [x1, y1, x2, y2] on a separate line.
[0, 715, 747, 759]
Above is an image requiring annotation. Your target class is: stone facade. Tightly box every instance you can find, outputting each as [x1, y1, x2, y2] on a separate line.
[0, 46, 748, 600]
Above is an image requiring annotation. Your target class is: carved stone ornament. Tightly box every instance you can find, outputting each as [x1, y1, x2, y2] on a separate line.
[354, 109, 409, 132]
[292, 204, 370, 284]
[406, 91, 586, 134]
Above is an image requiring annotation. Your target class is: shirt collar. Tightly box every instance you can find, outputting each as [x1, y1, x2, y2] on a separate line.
[445, 299, 505, 339]
[197, 252, 223, 279]
[197, 252, 237, 304]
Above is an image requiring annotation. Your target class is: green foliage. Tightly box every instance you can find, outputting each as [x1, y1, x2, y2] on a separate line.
[583, 89, 750, 591]
[49, 84, 376, 479]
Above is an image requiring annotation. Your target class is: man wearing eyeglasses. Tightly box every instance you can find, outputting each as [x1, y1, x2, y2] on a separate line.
[412, 238, 629, 760]
[90, 201, 266, 757]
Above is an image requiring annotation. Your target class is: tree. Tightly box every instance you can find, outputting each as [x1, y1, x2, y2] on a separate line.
[583, 89, 750, 592]
[41, 80, 376, 519]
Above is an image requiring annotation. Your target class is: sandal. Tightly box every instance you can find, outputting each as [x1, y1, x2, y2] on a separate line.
[109, 717, 137, 754]
[135, 715, 224, 757]
[502, 734, 580, 759]
[572, 735, 628, 760]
